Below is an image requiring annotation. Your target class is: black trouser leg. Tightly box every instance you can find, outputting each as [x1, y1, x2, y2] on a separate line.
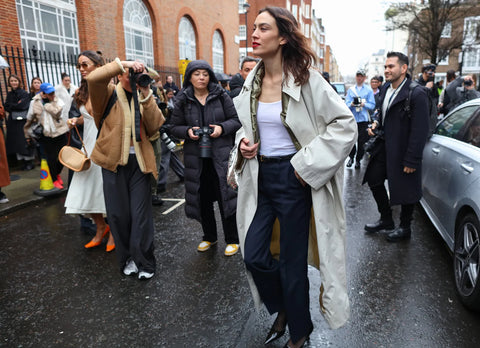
[400, 204, 415, 228]
[366, 145, 392, 221]
[356, 122, 369, 162]
[102, 155, 155, 273]
[199, 159, 219, 242]
[349, 144, 356, 160]
[370, 184, 393, 221]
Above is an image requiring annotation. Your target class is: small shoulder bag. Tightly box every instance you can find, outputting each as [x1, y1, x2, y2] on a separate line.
[58, 125, 91, 172]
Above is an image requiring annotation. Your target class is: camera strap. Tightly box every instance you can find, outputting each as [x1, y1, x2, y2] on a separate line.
[130, 73, 142, 142]
[97, 90, 117, 139]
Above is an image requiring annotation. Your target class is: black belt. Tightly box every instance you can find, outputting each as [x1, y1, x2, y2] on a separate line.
[257, 153, 295, 162]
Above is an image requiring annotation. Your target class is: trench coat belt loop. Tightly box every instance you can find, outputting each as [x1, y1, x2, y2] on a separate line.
[257, 153, 295, 163]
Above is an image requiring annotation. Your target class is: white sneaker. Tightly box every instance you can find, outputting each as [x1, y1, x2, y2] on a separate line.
[224, 244, 239, 256]
[197, 240, 217, 252]
[138, 271, 154, 280]
[123, 260, 138, 276]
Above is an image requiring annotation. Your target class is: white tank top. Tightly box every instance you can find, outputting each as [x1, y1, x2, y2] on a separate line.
[257, 100, 296, 156]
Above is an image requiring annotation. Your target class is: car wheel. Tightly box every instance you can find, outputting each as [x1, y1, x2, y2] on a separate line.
[454, 213, 480, 311]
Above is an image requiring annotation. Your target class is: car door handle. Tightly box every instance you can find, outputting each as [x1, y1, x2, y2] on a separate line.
[431, 147, 440, 155]
[461, 163, 474, 173]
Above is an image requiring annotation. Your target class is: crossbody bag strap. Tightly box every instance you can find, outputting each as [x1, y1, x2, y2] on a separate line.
[97, 89, 117, 139]
[73, 125, 89, 157]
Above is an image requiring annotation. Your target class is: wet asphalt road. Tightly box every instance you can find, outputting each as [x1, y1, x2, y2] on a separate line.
[1, 161, 480, 347]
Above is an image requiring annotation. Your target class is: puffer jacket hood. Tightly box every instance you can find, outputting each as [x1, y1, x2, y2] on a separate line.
[183, 60, 218, 89]
[229, 73, 244, 91]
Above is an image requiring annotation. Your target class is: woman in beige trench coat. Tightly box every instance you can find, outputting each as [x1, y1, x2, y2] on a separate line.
[233, 7, 357, 348]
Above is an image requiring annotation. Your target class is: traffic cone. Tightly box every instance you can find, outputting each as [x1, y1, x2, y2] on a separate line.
[34, 159, 61, 196]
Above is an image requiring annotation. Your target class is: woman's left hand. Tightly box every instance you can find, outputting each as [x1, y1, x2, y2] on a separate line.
[209, 124, 222, 138]
[294, 170, 307, 187]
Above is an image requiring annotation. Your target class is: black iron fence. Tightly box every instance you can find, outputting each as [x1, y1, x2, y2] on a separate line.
[0, 45, 181, 105]
[0, 45, 80, 105]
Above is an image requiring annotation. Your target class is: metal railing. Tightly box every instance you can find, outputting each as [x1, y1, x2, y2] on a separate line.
[0, 45, 181, 105]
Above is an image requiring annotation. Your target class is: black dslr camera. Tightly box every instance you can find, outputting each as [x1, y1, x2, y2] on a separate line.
[193, 126, 214, 158]
[129, 69, 152, 88]
[364, 124, 385, 156]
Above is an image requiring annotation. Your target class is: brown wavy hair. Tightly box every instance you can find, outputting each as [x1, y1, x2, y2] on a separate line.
[8, 74, 23, 89]
[259, 6, 317, 86]
[29, 77, 42, 95]
[74, 50, 105, 106]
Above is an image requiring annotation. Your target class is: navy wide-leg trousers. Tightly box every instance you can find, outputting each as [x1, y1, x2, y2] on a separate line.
[244, 159, 312, 343]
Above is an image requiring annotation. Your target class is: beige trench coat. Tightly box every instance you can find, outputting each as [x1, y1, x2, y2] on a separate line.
[233, 64, 357, 329]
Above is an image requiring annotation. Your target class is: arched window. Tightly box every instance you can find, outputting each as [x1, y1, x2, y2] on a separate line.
[212, 30, 224, 73]
[179, 17, 196, 61]
[123, 0, 154, 66]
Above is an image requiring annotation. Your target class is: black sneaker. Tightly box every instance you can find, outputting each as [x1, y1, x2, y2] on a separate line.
[386, 227, 411, 242]
[152, 195, 164, 206]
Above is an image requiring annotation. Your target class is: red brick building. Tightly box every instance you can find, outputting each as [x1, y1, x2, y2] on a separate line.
[0, 0, 239, 91]
[238, 0, 314, 61]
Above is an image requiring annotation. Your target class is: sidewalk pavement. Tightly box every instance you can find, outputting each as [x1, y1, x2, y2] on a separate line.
[0, 166, 67, 216]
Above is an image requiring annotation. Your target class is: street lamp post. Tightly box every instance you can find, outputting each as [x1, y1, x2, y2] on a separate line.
[243, 2, 251, 58]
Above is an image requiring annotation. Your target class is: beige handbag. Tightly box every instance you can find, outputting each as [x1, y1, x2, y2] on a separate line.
[58, 125, 91, 172]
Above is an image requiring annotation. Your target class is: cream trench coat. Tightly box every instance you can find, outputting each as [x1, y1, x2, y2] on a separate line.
[233, 64, 357, 329]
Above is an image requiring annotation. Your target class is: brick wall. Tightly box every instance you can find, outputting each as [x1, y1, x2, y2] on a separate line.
[0, 0, 22, 47]
[0, 0, 240, 80]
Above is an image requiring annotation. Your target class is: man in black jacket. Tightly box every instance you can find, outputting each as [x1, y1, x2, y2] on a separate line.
[163, 75, 179, 95]
[363, 52, 430, 242]
[229, 56, 258, 98]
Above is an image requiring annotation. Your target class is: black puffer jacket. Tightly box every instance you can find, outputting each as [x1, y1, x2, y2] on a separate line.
[229, 73, 244, 98]
[170, 60, 241, 221]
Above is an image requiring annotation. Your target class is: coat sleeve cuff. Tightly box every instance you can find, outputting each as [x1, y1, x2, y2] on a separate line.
[114, 58, 126, 73]
[138, 89, 153, 103]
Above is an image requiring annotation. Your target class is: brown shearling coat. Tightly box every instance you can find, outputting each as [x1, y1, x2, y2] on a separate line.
[87, 59, 164, 179]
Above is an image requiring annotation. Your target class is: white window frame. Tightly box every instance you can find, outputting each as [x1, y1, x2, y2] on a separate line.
[463, 45, 480, 72]
[16, 0, 80, 58]
[179, 17, 197, 61]
[212, 30, 224, 73]
[292, 5, 298, 20]
[239, 25, 246, 40]
[464, 16, 480, 44]
[238, 0, 246, 13]
[123, 0, 154, 67]
[441, 22, 451, 38]
[438, 51, 449, 65]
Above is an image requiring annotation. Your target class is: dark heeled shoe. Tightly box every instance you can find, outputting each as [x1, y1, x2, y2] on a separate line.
[283, 325, 313, 348]
[264, 312, 287, 345]
[264, 324, 286, 345]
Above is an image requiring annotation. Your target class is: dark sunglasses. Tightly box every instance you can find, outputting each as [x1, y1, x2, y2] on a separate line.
[76, 62, 93, 70]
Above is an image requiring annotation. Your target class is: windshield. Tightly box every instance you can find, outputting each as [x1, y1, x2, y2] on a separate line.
[333, 83, 345, 94]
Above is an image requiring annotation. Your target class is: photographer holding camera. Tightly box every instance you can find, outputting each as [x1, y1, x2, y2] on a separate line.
[452, 75, 480, 109]
[87, 58, 164, 280]
[170, 60, 241, 256]
[363, 52, 429, 243]
[156, 88, 185, 194]
[345, 69, 376, 169]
